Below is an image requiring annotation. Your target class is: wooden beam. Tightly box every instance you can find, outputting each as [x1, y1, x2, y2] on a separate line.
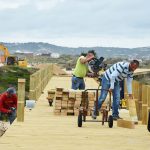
[17, 78, 26, 122]
[142, 85, 148, 104]
[148, 86, 150, 108]
[117, 119, 135, 129]
[128, 99, 138, 123]
[142, 104, 148, 125]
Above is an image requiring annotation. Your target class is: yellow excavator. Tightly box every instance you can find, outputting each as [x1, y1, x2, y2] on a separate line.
[0, 44, 27, 67]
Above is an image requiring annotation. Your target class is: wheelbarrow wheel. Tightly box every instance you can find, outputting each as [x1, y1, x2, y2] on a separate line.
[147, 111, 150, 132]
[108, 115, 113, 128]
[78, 113, 82, 127]
[48, 100, 53, 107]
[49, 102, 53, 106]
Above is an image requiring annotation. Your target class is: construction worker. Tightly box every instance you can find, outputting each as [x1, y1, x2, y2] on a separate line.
[92, 60, 139, 120]
[0, 87, 17, 124]
[72, 50, 96, 90]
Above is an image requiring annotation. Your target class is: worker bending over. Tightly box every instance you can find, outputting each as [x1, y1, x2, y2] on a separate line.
[92, 60, 139, 120]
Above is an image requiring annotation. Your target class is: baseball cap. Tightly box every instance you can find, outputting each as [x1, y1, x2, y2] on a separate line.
[7, 87, 16, 95]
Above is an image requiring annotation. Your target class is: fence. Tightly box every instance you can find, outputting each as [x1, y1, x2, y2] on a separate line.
[29, 64, 53, 100]
[125, 80, 150, 125]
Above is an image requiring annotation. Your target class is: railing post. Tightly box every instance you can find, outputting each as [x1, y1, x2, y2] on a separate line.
[29, 75, 36, 100]
[17, 79, 26, 122]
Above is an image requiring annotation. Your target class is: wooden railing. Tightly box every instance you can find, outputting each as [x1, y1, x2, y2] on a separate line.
[29, 64, 53, 100]
[125, 80, 150, 125]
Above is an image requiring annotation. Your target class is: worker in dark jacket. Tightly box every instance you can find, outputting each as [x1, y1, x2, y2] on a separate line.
[0, 88, 17, 124]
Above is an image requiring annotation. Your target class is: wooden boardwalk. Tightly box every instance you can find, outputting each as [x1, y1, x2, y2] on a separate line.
[0, 76, 150, 150]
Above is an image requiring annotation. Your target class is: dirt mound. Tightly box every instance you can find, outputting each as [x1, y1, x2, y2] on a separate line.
[52, 64, 67, 75]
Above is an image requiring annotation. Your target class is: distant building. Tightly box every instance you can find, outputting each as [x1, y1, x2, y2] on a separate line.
[51, 53, 60, 58]
[41, 53, 51, 56]
[15, 50, 33, 57]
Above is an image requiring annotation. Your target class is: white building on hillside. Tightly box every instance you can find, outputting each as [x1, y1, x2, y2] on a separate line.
[51, 53, 60, 58]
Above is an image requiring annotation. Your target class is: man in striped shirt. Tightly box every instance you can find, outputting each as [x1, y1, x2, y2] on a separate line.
[92, 60, 139, 120]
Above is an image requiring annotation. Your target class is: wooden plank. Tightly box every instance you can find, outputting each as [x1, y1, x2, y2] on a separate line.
[148, 86, 150, 107]
[61, 101, 67, 108]
[142, 104, 148, 125]
[69, 91, 76, 98]
[56, 88, 63, 91]
[128, 99, 138, 123]
[75, 92, 82, 97]
[76, 97, 82, 101]
[62, 97, 69, 101]
[117, 119, 135, 129]
[55, 97, 62, 100]
[142, 85, 148, 104]
[48, 90, 55, 94]
[138, 101, 142, 121]
[135, 100, 140, 120]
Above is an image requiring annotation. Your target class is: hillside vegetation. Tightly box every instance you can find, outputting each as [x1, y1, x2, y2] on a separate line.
[0, 66, 38, 93]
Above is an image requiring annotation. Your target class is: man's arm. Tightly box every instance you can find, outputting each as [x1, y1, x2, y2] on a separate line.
[13, 95, 17, 108]
[0, 95, 11, 113]
[80, 55, 95, 64]
[126, 75, 133, 99]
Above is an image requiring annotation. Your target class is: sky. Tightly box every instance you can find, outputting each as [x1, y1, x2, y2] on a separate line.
[0, 0, 150, 48]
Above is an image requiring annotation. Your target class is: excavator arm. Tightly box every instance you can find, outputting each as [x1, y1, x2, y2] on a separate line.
[0, 44, 10, 60]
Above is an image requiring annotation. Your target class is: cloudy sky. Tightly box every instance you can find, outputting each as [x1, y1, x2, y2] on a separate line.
[0, 0, 150, 48]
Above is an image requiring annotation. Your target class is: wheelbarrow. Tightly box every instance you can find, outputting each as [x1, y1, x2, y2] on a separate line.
[77, 89, 113, 128]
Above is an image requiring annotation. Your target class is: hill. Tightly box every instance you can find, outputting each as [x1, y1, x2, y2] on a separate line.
[0, 42, 150, 58]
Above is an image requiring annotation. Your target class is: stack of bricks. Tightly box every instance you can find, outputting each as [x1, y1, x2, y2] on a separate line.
[67, 91, 76, 115]
[61, 90, 69, 115]
[53, 88, 96, 116]
[54, 88, 63, 115]
[74, 91, 83, 116]
[87, 92, 96, 115]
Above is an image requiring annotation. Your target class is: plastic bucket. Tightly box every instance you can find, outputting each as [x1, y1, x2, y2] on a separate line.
[26, 100, 36, 109]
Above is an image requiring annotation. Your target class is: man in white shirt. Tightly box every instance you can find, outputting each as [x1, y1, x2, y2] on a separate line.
[92, 60, 139, 120]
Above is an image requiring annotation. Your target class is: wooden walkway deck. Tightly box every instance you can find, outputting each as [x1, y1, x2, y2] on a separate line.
[0, 76, 150, 150]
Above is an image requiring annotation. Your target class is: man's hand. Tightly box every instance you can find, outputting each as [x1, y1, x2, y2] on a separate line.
[11, 107, 16, 111]
[87, 72, 98, 78]
[87, 55, 95, 61]
[128, 94, 133, 99]
[109, 88, 113, 93]
[7, 110, 12, 115]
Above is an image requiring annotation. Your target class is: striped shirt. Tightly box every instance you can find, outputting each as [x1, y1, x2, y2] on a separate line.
[104, 61, 133, 94]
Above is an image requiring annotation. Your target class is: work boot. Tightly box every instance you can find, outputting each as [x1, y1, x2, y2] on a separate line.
[91, 111, 97, 119]
[113, 116, 123, 121]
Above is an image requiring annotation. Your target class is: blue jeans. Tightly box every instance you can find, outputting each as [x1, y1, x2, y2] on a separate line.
[71, 76, 85, 90]
[0, 109, 16, 124]
[9, 109, 17, 124]
[94, 76, 120, 117]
